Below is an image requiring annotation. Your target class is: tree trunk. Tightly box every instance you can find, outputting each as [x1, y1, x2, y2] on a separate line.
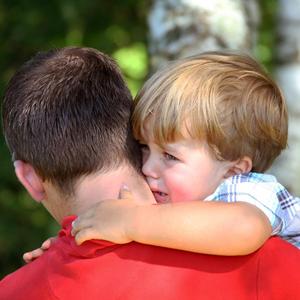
[148, 0, 260, 71]
[269, 0, 300, 194]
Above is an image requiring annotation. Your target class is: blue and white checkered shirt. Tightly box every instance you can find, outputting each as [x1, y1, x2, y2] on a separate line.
[205, 172, 300, 249]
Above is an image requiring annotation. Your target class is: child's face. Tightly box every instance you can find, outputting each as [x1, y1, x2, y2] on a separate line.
[140, 125, 233, 204]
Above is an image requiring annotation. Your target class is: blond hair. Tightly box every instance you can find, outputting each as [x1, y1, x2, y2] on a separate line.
[132, 51, 288, 172]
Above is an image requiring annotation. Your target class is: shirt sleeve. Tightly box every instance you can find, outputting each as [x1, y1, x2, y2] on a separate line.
[206, 181, 284, 235]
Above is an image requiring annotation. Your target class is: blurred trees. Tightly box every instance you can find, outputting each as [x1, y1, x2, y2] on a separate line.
[269, 0, 300, 194]
[148, 0, 260, 71]
[0, 0, 294, 278]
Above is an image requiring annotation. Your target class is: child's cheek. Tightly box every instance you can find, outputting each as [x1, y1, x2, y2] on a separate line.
[166, 175, 193, 203]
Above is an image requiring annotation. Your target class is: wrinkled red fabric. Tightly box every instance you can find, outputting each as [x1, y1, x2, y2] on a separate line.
[1, 215, 300, 300]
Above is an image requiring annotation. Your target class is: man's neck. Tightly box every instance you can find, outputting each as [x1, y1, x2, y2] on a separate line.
[70, 166, 155, 218]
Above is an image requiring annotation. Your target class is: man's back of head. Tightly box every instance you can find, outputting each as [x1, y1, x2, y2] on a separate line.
[2, 47, 141, 197]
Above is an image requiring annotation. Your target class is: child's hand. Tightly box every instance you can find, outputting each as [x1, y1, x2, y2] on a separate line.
[23, 237, 56, 263]
[71, 186, 141, 245]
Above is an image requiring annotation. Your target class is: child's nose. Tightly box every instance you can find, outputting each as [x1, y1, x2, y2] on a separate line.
[142, 154, 160, 179]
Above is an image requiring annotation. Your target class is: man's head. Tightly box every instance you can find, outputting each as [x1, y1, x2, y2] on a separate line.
[133, 51, 288, 173]
[2, 47, 146, 219]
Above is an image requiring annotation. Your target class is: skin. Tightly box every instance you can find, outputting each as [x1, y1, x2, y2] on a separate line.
[140, 137, 236, 204]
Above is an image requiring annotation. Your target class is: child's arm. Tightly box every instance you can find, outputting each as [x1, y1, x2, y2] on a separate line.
[72, 188, 272, 255]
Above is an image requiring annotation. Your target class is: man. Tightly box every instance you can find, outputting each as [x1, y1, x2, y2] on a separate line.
[1, 47, 300, 299]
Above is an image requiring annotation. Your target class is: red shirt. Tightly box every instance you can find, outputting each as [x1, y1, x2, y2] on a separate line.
[1, 216, 300, 300]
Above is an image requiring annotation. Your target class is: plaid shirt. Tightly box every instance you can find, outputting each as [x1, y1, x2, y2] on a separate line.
[205, 172, 300, 249]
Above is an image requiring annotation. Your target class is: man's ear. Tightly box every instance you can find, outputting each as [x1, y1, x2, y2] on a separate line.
[14, 160, 45, 202]
[224, 156, 252, 178]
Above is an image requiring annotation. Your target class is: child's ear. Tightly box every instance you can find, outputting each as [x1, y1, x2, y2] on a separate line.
[224, 156, 252, 178]
[14, 160, 45, 202]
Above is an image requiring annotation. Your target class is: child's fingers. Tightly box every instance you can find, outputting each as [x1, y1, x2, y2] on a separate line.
[23, 252, 34, 263]
[31, 248, 44, 259]
[71, 220, 80, 237]
[71, 218, 92, 237]
[23, 237, 55, 263]
[74, 227, 98, 245]
[23, 248, 44, 263]
[41, 237, 55, 250]
[119, 184, 133, 200]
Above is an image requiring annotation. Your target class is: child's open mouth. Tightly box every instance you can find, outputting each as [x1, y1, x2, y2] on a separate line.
[152, 191, 169, 203]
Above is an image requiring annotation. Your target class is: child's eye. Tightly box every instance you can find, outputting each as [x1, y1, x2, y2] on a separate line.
[140, 143, 149, 151]
[164, 152, 178, 161]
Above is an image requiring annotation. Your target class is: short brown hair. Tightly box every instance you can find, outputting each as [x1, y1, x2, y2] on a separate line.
[2, 47, 141, 194]
[133, 51, 288, 172]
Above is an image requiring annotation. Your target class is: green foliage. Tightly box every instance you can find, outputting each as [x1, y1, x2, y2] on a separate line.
[113, 43, 148, 96]
[255, 0, 278, 71]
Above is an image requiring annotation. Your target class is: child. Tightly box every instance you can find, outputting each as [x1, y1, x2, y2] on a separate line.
[30, 51, 300, 260]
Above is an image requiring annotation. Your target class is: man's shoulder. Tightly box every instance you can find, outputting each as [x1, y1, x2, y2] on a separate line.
[257, 237, 300, 268]
[118, 239, 300, 299]
[0, 245, 56, 300]
[256, 237, 300, 297]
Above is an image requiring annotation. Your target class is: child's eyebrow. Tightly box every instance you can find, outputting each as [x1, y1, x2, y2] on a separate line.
[163, 143, 180, 153]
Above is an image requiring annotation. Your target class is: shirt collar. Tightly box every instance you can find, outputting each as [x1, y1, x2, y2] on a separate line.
[59, 216, 119, 258]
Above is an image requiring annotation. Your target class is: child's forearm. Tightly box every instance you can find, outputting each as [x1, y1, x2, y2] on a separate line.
[127, 201, 272, 255]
